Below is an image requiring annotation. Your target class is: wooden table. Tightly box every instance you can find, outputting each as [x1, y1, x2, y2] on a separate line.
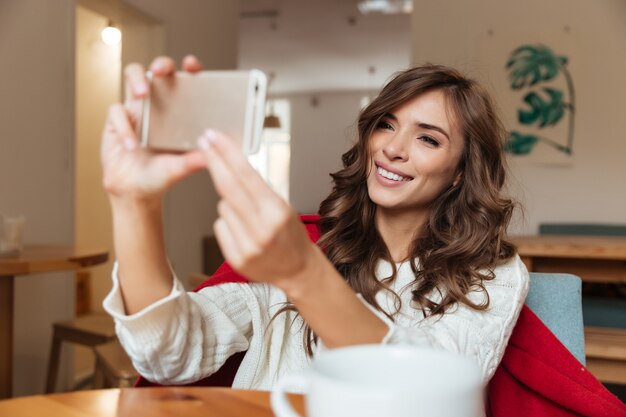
[0, 246, 109, 399]
[0, 387, 306, 417]
[511, 235, 626, 283]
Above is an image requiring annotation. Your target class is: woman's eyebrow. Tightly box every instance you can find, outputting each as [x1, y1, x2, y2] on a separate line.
[418, 122, 450, 141]
[383, 112, 450, 141]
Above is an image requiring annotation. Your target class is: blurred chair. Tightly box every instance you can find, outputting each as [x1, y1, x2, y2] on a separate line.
[45, 314, 116, 393]
[93, 340, 138, 388]
[525, 272, 586, 364]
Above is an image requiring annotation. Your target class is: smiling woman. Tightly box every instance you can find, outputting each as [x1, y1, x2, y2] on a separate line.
[100, 58, 528, 409]
[367, 90, 464, 215]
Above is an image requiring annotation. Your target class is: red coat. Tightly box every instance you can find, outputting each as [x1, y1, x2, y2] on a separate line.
[137, 215, 626, 416]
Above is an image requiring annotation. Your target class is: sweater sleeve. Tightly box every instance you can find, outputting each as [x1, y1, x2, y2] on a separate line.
[102, 262, 258, 385]
[365, 255, 529, 384]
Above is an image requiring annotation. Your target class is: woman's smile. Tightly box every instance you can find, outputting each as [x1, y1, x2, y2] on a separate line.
[374, 161, 413, 186]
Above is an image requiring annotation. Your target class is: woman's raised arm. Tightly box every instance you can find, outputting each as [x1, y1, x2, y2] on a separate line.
[102, 55, 206, 315]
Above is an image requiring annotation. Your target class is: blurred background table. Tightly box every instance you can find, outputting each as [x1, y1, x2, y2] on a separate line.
[511, 235, 626, 283]
[0, 246, 108, 399]
[0, 387, 305, 417]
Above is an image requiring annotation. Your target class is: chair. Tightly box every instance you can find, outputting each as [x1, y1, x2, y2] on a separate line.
[93, 341, 138, 388]
[45, 314, 117, 393]
[539, 223, 626, 237]
[525, 272, 585, 364]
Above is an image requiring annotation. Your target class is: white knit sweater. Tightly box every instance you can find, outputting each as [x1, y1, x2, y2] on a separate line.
[103, 255, 528, 389]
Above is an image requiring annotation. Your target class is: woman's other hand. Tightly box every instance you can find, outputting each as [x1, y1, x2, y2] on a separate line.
[198, 130, 389, 347]
[101, 55, 207, 204]
[198, 130, 322, 293]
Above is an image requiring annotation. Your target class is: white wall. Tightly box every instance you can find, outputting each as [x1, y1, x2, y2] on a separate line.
[286, 91, 373, 214]
[410, 0, 626, 233]
[0, 0, 76, 397]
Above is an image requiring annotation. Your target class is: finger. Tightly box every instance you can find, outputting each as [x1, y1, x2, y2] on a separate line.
[200, 129, 274, 201]
[154, 150, 208, 189]
[198, 133, 259, 220]
[149, 56, 177, 76]
[213, 217, 244, 270]
[182, 55, 204, 73]
[124, 63, 149, 100]
[201, 130, 291, 232]
[217, 200, 258, 258]
[182, 149, 208, 171]
[108, 104, 138, 150]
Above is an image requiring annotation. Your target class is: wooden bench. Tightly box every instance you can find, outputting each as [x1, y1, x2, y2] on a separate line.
[585, 326, 626, 384]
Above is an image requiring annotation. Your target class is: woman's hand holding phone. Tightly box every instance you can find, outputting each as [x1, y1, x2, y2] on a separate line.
[101, 54, 321, 313]
[101, 56, 210, 315]
[101, 55, 207, 204]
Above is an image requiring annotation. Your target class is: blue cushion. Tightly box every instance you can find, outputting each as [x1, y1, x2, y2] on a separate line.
[525, 272, 585, 364]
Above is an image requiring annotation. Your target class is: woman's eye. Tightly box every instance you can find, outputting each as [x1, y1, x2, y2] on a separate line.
[376, 121, 394, 130]
[419, 135, 440, 147]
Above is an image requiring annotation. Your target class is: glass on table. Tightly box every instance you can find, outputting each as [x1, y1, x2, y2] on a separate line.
[0, 214, 25, 258]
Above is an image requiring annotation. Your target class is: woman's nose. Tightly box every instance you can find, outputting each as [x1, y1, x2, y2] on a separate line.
[382, 133, 409, 161]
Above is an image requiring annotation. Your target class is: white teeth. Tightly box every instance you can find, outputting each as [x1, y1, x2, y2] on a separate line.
[377, 166, 407, 181]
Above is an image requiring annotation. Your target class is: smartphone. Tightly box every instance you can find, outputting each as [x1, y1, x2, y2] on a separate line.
[138, 69, 267, 154]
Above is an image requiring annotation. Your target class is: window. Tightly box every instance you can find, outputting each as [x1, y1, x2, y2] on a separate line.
[248, 99, 291, 201]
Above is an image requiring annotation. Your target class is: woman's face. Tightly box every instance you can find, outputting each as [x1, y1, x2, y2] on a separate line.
[366, 89, 465, 214]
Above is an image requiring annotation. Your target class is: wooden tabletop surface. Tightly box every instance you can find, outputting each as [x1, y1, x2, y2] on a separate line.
[511, 235, 626, 261]
[0, 387, 305, 417]
[0, 245, 109, 276]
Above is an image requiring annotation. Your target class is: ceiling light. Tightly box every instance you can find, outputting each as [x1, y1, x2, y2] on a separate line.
[358, 0, 413, 14]
[101, 21, 121, 46]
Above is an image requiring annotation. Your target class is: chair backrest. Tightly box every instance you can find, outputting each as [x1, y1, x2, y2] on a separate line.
[525, 272, 585, 364]
[539, 223, 626, 237]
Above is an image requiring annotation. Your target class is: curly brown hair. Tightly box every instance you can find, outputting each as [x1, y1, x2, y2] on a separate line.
[290, 64, 516, 355]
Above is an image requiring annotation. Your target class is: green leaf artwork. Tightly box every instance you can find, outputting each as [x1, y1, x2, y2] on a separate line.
[519, 88, 565, 127]
[505, 131, 539, 155]
[505, 44, 575, 156]
[506, 45, 568, 90]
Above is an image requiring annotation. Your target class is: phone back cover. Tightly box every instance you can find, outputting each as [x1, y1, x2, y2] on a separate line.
[144, 71, 264, 153]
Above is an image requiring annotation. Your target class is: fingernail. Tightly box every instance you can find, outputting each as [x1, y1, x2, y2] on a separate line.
[204, 129, 218, 143]
[134, 83, 148, 96]
[152, 62, 166, 72]
[123, 137, 137, 150]
[197, 136, 210, 150]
